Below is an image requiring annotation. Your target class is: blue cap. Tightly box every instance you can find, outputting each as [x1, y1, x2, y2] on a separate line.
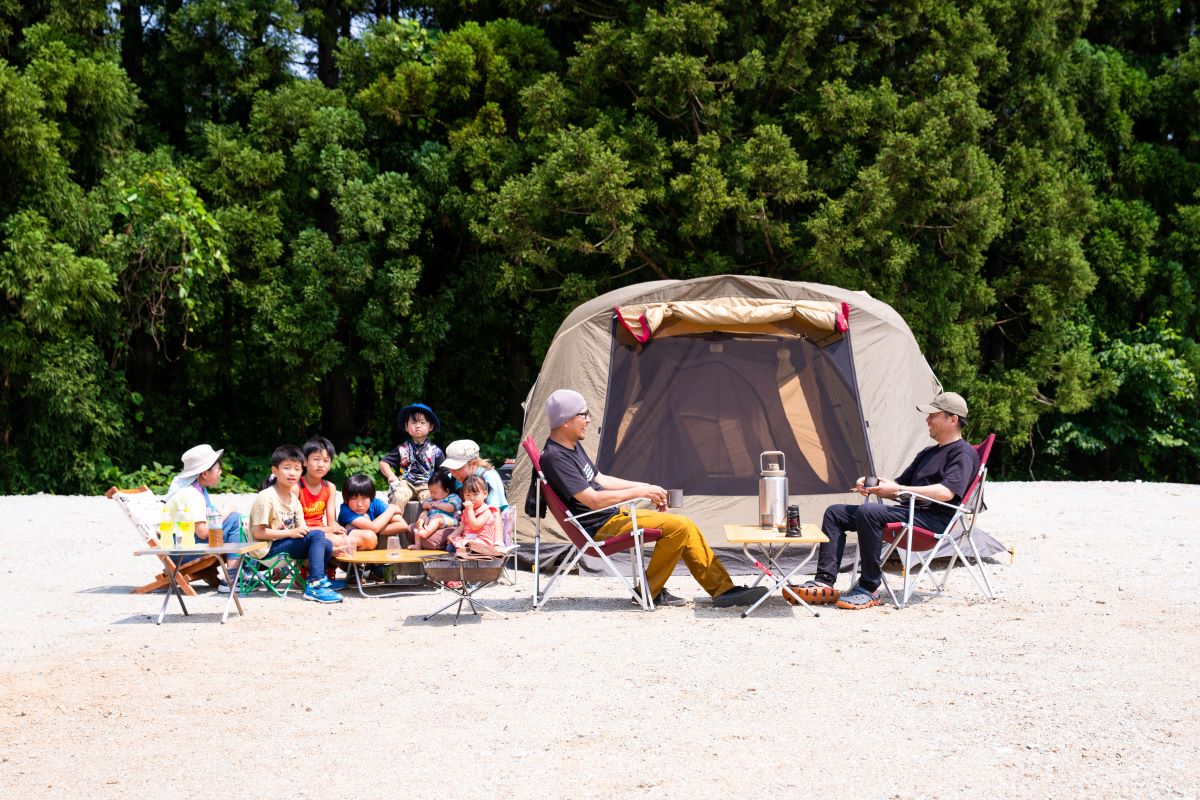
[398, 403, 440, 432]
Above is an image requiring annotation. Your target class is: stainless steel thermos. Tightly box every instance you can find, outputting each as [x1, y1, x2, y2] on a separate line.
[758, 450, 788, 529]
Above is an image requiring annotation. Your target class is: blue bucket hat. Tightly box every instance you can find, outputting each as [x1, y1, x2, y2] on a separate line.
[398, 402, 440, 432]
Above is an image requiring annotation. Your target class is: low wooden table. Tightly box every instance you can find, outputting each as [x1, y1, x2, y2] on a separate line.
[133, 543, 263, 625]
[334, 549, 444, 598]
[723, 523, 829, 618]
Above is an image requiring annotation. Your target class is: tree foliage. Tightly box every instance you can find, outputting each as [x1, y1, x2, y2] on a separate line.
[1, 0, 1197, 492]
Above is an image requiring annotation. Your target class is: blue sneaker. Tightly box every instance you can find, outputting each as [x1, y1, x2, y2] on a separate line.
[303, 581, 342, 604]
[313, 576, 347, 592]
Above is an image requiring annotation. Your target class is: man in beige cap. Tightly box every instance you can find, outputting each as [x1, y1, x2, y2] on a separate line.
[795, 391, 981, 609]
[538, 389, 768, 608]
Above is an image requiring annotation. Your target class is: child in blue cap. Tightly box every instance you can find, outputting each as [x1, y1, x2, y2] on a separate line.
[378, 403, 445, 507]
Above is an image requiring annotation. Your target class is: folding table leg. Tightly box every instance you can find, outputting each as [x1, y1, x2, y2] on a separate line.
[220, 560, 246, 623]
[738, 544, 782, 618]
[157, 560, 189, 625]
[776, 544, 822, 618]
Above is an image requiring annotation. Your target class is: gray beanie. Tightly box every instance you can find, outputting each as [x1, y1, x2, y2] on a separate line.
[546, 389, 587, 428]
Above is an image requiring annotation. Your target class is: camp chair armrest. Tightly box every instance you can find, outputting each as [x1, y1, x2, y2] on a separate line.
[563, 497, 653, 522]
[895, 490, 968, 516]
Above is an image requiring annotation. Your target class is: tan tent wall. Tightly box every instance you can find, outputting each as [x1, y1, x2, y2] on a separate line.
[511, 275, 940, 549]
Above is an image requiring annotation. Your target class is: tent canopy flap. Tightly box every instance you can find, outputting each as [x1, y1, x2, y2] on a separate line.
[615, 298, 847, 343]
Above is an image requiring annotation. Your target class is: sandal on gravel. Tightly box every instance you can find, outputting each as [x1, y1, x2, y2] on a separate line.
[835, 585, 881, 610]
[789, 580, 840, 605]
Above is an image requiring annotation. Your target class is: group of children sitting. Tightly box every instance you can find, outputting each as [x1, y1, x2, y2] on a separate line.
[236, 402, 509, 604]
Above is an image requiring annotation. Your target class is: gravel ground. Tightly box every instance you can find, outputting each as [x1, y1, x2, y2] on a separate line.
[0, 481, 1197, 799]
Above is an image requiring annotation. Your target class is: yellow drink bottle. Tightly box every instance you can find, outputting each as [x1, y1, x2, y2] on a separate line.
[158, 504, 177, 547]
[177, 516, 196, 547]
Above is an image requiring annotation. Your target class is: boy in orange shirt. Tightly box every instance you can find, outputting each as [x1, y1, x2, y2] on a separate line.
[296, 438, 353, 583]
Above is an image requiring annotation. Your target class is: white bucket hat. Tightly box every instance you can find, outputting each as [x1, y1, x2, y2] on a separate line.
[164, 444, 224, 501]
[178, 444, 224, 480]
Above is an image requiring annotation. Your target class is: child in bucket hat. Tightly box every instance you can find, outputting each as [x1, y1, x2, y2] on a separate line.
[378, 403, 445, 509]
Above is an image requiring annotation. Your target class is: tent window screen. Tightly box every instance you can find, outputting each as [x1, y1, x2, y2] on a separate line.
[597, 332, 872, 496]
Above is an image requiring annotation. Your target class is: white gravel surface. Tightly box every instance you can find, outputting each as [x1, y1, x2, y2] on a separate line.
[0, 481, 1197, 799]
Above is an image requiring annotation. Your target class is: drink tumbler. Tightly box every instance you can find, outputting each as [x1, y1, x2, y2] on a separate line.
[786, 504, 801, 537]
[207, 510, 223, 547]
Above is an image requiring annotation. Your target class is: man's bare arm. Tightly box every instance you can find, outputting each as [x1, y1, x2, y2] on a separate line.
[593, 473, 645, 491]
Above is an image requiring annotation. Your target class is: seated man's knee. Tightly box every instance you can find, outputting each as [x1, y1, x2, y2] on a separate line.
[658, 513, 698, 538]
[853, 504, 879, 525]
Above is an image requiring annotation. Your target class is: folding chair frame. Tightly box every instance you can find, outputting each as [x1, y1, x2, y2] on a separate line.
[496, 507, 520, 590]
[522, 437, 661, 611]
[237, 551, 304, 597]
[880, 435, 996, 607]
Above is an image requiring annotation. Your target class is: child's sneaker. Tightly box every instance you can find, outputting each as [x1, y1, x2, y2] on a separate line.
[303, 580, 343, 604]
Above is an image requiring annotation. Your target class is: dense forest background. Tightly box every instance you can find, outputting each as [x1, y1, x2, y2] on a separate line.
[1, 1, 1198, 493]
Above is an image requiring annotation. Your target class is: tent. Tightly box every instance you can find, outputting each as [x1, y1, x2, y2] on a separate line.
[511, 274, 999, 562]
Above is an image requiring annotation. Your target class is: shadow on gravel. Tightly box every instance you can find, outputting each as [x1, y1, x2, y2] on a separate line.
[111, 612, 240, 625]
[392, 596, 534, 626]
[79, 585, 141, 594]
[692, 602, 799, 619]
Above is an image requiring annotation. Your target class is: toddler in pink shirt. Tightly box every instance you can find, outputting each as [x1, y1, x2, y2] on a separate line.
[449, 474, 499, 556]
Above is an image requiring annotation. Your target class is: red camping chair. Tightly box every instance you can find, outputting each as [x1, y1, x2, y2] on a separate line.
[522, 437, 663, 610]
[879, 434, 997, 607]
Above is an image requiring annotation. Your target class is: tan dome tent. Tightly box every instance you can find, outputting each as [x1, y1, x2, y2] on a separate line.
[512, 274, 945, 550]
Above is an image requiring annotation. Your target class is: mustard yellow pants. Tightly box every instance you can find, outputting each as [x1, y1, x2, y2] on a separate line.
[596, 510, 735, 598]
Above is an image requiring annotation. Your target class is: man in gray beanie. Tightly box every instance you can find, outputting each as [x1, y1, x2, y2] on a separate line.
[539, 388, 768, 608]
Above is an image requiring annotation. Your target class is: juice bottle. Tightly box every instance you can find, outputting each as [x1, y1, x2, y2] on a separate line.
[178, 517, 196, 547]
[176, 496, 196, 547]
[158, 504, 177, 548]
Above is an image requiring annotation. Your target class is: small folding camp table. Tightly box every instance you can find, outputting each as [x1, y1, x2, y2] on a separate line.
[334, 549, 444, 598]
[723, 524, 829, 618]
[133, 543, 261, 625]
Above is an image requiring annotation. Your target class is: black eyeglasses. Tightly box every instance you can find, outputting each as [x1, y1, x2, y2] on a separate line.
[575, 410, 592, 420]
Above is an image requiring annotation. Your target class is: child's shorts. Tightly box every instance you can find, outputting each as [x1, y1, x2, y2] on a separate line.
[388, 479, 430, 507]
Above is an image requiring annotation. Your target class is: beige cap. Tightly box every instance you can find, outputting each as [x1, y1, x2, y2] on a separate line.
[916, 391, 969, 418]
[441, 439, 480, 470]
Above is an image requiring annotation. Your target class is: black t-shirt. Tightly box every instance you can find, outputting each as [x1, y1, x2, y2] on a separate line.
[540, 439, 617, 535]
[895, 438, 980, 516]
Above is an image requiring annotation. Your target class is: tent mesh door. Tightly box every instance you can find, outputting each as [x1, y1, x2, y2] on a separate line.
[597, 332, 871, 496]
